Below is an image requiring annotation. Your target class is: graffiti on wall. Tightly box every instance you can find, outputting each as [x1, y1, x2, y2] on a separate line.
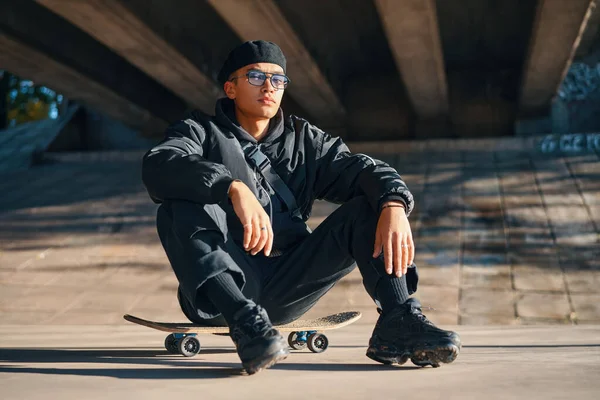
[539, 133, 600, 154]
[556, 62, 600, 133]
[558, 62, 600, 102]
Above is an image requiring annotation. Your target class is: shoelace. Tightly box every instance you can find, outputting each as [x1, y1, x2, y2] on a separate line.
[248, 314, 269, 333]
[231, 312, 270, 344]
[409, 305, 436, 325]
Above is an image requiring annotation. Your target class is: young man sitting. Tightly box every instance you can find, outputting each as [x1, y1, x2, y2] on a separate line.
[142, 40, 461, 374]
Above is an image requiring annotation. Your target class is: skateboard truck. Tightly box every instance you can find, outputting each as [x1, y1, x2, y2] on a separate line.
[165, 333, 201, 357]
[287, 330, 329, 353]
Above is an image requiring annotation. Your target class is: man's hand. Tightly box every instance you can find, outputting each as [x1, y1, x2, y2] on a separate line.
[372, 201, 414, 277]
[228, 180, 273, 256]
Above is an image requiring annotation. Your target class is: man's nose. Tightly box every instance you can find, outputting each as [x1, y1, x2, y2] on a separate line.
[262, 77, 275, 92]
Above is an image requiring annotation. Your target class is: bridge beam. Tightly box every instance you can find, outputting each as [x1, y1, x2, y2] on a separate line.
[374, 0, 449, 120]
[519, 0, 595, 116]
[37, 0, 220, 113]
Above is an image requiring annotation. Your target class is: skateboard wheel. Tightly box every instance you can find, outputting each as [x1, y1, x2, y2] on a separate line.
[164, 334, 179, 354]
[307, 333, 328, 353]
[179, 335, 201, 357]
[287, 332, 307, 350]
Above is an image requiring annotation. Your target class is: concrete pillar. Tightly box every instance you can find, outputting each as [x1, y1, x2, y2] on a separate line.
[206, 0, 346, 129]
[37, 0, 220, 113]
[374, 0, 449, 121]
[519, 0, 595, 116]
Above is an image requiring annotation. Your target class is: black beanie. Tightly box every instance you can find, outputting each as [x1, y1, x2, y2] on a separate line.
[217, 40, 286, 85]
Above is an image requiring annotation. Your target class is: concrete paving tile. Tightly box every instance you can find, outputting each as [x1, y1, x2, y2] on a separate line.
[542, 193, 586, 206]
[462, 265, 512, 289]
[0, 284, 27, 308]
[463, 229, 506, 246]
[559, 249, 600, 271]
[513, 265, 565, 292]
[69, 291, 143, 312]
[463, 179, 501, 195]
[545, 206, 597, 245]
[504, 207, 550, 229]
[555, 232, 598, 246]
[583, 191, 600, 206]
[416, 230, 461, 245]
[516, 293, 571, 320]
[48, 270, 116, 289]
[414, 264, 459, 287]
[421, 309, 459, 326]
[460, 288, 516, 317]
[0, 269, 14, 283]
[509, 249, 561, 269]
[564, 270, 600, 293]
[0, 248, 55, 271]
[462, 249, 508, 267]
[460, 314, 519, 325]
[130, 289, 183, 313]
[415, 285, 459, 313]
[507, 229, 554, 247]
[577, 319, 600, 325]
[0, 310, 56, 324]
[1, 270, 63, 287]
[570, 294, 600, 322]
[48, 311, 123, 325]
[589, 205, 600, 228]
[518, 317, 573, 325]
[4, 287, 84, 312]
[96, 268, 169, 292]
[545, 205, 594, 226]
[502, 194, 544, 208]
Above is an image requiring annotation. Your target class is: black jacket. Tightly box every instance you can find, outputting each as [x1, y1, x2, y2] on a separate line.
[142, 98, 414, 250]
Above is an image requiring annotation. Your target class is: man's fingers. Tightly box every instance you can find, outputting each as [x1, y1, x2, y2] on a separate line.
[384, 239, 393, 274]
[249, 218, 261, 250]
[242, 222, 252, 249]
[408, 236, 415, 266]
[373, 232, 382, 258]
[401, 236, 409, 276]
[264, 224, 273, 256]
[251, 222, 269, 255]
[393, 235, 402, 277]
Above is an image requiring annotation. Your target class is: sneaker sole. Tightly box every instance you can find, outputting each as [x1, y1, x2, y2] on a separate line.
[243, 347, 290, 375]
[367, 342, 460, 368]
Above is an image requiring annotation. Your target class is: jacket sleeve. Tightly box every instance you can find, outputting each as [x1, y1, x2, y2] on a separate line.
[313, 128, 414, 216]
[142, 118, 234, 205]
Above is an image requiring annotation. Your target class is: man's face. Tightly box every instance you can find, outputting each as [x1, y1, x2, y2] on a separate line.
[224, 63, 286, 120]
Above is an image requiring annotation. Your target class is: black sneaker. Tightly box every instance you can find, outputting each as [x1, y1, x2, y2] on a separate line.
[366, 298, 461, 368]
[230, 304, 289, 374]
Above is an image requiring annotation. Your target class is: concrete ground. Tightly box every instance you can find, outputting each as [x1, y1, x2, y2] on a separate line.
[0, 136, 599, 398]
[1, 324, 599, 400]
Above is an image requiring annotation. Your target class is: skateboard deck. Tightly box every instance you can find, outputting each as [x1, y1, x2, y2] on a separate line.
[123, 311, 361, 356]
[123, 311, 361, 334]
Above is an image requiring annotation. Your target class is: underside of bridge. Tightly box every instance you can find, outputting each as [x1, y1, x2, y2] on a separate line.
[0, 0, 597, 140]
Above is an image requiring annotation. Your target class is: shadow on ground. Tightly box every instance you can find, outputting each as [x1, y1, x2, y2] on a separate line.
[0, 347, 419, 379]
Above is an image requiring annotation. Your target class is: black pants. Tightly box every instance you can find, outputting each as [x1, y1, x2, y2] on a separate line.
[156, 196, 418, 326]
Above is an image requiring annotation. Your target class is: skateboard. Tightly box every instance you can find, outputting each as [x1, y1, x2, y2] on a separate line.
[123, 311, 361, 357]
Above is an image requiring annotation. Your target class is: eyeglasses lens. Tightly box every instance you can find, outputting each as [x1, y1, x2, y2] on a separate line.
[247, 71, 288, 89]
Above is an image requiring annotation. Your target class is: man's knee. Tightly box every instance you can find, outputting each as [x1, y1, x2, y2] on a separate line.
[157, 200, 229, 241]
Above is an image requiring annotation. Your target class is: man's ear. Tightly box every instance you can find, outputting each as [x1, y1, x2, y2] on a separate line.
[223, 81, 236, 99]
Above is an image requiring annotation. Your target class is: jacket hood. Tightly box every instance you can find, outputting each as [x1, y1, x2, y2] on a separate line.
[215, 97, 285, 144]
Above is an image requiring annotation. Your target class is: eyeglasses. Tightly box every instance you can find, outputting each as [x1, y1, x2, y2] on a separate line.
[229, 70, 290, 90]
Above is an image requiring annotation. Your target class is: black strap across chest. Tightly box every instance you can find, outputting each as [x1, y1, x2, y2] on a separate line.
[240, 142, 302, 221]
